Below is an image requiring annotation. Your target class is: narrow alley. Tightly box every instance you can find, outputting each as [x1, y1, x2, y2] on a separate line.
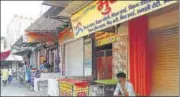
[1, 78, 47, 96]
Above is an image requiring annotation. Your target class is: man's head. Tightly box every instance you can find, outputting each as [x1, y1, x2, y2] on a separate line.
[43, 60, 46, 64]
[116, 72, 126, 83]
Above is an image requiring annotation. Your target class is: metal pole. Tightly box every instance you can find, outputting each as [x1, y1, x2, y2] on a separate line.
[55, 27, 61, 73]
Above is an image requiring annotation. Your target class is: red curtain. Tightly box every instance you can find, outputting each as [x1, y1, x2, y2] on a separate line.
[128, 15, 151, 96]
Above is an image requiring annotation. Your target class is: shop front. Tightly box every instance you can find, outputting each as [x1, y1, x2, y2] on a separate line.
[147, 4, 179, 95]
[65, 38, 84, 76]
[58, 28, 77, 76]
[95, 31, 116, 80]
[58, 28, 93, 77]
[25, 32, 62, 93]
[70, 0, 179, 96]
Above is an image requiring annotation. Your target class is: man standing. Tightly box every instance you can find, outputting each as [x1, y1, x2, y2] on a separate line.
[39, 61, 45, 72]
[114, 72, 135, 96]
[8, 69, 12, 84]
[2, 66, 9, 86]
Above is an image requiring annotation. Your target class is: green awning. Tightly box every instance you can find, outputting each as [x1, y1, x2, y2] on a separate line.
[20, 42, 39, 47]
[13, 49, 31, 56]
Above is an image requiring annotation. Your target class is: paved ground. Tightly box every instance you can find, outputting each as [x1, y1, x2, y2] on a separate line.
[1, 78, 48, 96]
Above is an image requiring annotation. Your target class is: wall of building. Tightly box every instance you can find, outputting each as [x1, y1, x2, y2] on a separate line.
[149, 7, 178, 30]
[112, 22, 129, 79]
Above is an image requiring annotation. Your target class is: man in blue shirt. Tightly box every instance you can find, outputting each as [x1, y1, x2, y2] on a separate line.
[39, 61, 45, 72]
[114, 72, 135, 96]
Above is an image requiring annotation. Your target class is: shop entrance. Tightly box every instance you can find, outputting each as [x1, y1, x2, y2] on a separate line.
[96, 44, 112, 80]
[49, 50, 54, 72]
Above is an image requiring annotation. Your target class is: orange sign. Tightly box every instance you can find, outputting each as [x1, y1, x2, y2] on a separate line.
[58, 28, 74, 44]
[26, 32, 57, 43]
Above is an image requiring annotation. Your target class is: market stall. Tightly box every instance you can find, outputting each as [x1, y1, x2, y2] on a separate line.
[59, 78, 89, 96]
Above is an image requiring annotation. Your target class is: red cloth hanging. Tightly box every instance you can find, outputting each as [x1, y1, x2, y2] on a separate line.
[0, 50, 11, 60]
[128, 15, 151, 96]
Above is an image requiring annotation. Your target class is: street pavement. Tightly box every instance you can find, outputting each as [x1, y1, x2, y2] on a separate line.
[1, 78, 48, 96]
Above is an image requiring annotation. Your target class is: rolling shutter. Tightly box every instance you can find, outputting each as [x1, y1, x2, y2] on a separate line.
[149, 27, 179, 96]
[65, 38, 84, 76]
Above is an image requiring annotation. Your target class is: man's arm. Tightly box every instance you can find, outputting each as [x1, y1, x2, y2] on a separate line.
[121, 83, 129, 96]
[114, 83, 120, 96]
[125, 82, 136, 96]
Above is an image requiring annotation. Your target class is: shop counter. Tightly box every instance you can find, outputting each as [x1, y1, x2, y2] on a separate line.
[34, 77, 49, 92]
[48, 78, 59, 96]
[89, 79, 118, 96]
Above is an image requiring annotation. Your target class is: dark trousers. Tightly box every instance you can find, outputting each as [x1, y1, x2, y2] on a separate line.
[2, 80, 7, 86]
[8, 75, 12, 83]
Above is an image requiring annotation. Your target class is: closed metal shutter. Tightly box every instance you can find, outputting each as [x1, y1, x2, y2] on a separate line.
[149, 27, 179, 96]
[65, 38, 84, 76]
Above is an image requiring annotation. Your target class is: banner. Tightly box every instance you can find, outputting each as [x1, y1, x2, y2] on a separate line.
[71, 0, 178, 39]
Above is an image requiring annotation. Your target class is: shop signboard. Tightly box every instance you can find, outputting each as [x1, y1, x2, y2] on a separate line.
[71, 0, 178, 39]
[74, 85, 89, 96]
[95, 32, 117, 46]
[59, 81, 73, 96]
[59, 79, 89, 96]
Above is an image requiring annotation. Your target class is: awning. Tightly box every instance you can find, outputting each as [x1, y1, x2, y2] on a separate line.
[25, 17, 66, 33]
[20, 42, 40, 47]
[42, 1, 70, 8]
[42, 1, 93, 17]
[0, 61, 23, 66]
[25, 32, 57, 43]
[5, 53, 23, 61]
[25, 6, 68, 33]
[13, 49, 31, 56]
[58, 1, 93, 17]
[0, 50, 11, 61]
[13, 35, 23, 47]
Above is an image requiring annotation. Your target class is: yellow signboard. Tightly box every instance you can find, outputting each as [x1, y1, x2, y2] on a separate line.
[95, 32, 117, 46]
[97, 35, 117, 46]
[59, 81, 73, 96]
[71, 0, 178, 39]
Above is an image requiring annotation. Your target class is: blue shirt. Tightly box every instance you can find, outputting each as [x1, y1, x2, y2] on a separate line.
[40, 64, 44, 71]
